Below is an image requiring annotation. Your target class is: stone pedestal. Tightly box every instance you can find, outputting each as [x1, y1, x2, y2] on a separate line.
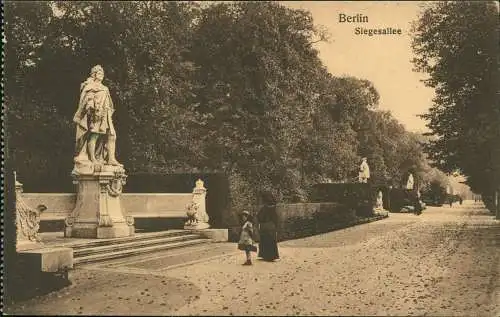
[184, 179, 210, 230]
[18, 247, 74, 273]
[193, 228, 228, 242]
[184, 221, 210, 230]
[65, 165, 134, 239]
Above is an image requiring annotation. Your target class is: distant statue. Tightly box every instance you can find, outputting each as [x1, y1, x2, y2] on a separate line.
[73, 65, 121, 167]
[406, 173, 414, 190]
[358, 157, 370, 183]
[446, 185, 451, 195]
[375, 190, 384, 210]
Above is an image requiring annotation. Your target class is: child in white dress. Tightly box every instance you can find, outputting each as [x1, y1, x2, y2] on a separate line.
[238, 210, 257, 265]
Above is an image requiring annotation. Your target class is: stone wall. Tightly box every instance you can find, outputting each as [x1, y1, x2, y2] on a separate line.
[22, 193, 193, 231]
[229, 202, 356, 242]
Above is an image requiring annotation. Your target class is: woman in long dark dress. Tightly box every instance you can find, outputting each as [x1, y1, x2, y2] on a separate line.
[257, 192, 280, 261]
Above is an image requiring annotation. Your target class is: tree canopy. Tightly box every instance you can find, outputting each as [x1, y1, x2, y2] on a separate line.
[411, 1, 500, 211]
[5, 1, 449, 220]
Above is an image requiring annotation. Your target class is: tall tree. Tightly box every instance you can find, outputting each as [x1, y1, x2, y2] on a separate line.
[190, 1, 329, 203]
[4, 1, 202, 190]
[411, 1, 500, 212]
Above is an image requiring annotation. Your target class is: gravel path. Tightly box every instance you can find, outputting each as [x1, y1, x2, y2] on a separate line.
[6, 201, 499, 316]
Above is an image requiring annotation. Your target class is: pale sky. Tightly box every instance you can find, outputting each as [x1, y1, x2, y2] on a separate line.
[283, 1, 435, 132]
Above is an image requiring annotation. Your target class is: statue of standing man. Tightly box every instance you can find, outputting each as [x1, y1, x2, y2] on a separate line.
[358, 157, 370, 183]
[406, 173, 414, 190]
[73, 65, 122, 172]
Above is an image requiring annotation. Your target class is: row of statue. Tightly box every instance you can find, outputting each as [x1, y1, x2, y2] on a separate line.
[358, 158, 414, 190]
[71, 65, 416, 194]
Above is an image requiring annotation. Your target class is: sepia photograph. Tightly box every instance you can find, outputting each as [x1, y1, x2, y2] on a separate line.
[2, 1, 499, 315]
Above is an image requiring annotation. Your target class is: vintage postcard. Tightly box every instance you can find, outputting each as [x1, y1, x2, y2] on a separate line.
[3, 1, 499, 316]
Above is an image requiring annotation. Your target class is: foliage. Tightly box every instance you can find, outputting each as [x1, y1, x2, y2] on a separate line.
[189, 1, 329, 203]
[5, 2, 203, 187]
[4, 1, 449, 221]
[411, 1, 500, 210]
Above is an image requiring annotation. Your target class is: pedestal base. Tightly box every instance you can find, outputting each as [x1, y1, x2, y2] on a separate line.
[65, 223, 135, 239]
[16, 240, 43, 252]
[18, 247, 73, 273]
[193, 228, 228, 242]
[184, 222, 210, 230]
[373, 209, 389, 216]
[65, 167, 134, 239]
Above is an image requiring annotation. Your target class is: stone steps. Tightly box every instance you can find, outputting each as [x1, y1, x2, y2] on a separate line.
[95, 242, 238, 270]
[69, 230, 188, 250]
[73, 231, 211, 265]
[74, 234, 204, 257]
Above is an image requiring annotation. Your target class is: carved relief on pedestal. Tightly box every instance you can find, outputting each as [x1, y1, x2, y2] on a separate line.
[98, 177, 113, 227]
[106, 169, 126, 197]
[64, 216, 76, 228]
[97, 170, 126, 227]
[125, 215, 135, 226]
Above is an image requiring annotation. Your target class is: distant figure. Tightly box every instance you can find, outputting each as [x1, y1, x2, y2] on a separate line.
[358, 157, 370, 183]
[459, 196, 463, 205]
[406, 173, 414, 190]
[238, 210, 257, 265]
[375, 190, 384, 211]
[257, 191, 280, 262]
[446, 185, 451, 195]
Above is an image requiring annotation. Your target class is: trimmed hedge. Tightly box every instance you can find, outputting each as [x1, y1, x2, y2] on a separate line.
[229, 202, 356, 242]
[310, 182, 427, 213]
[310, 183, 376, 216]
[275, 202, 356, 241]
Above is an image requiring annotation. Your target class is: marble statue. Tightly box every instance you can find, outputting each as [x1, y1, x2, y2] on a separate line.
[406, 173, 414, 190]
[375, 190, 384, 210]
[358, 157, 370, 183]
[73, 65, 121, 170]
[373, 190, 389, 216]
[65, 65, 134, 239]
[184, 179, 210, 229]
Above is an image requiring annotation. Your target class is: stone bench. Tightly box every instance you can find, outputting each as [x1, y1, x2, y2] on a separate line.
[23, 193, 192, 220]
[123, 193, 191, 218]
[23, 193, 192, 231]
